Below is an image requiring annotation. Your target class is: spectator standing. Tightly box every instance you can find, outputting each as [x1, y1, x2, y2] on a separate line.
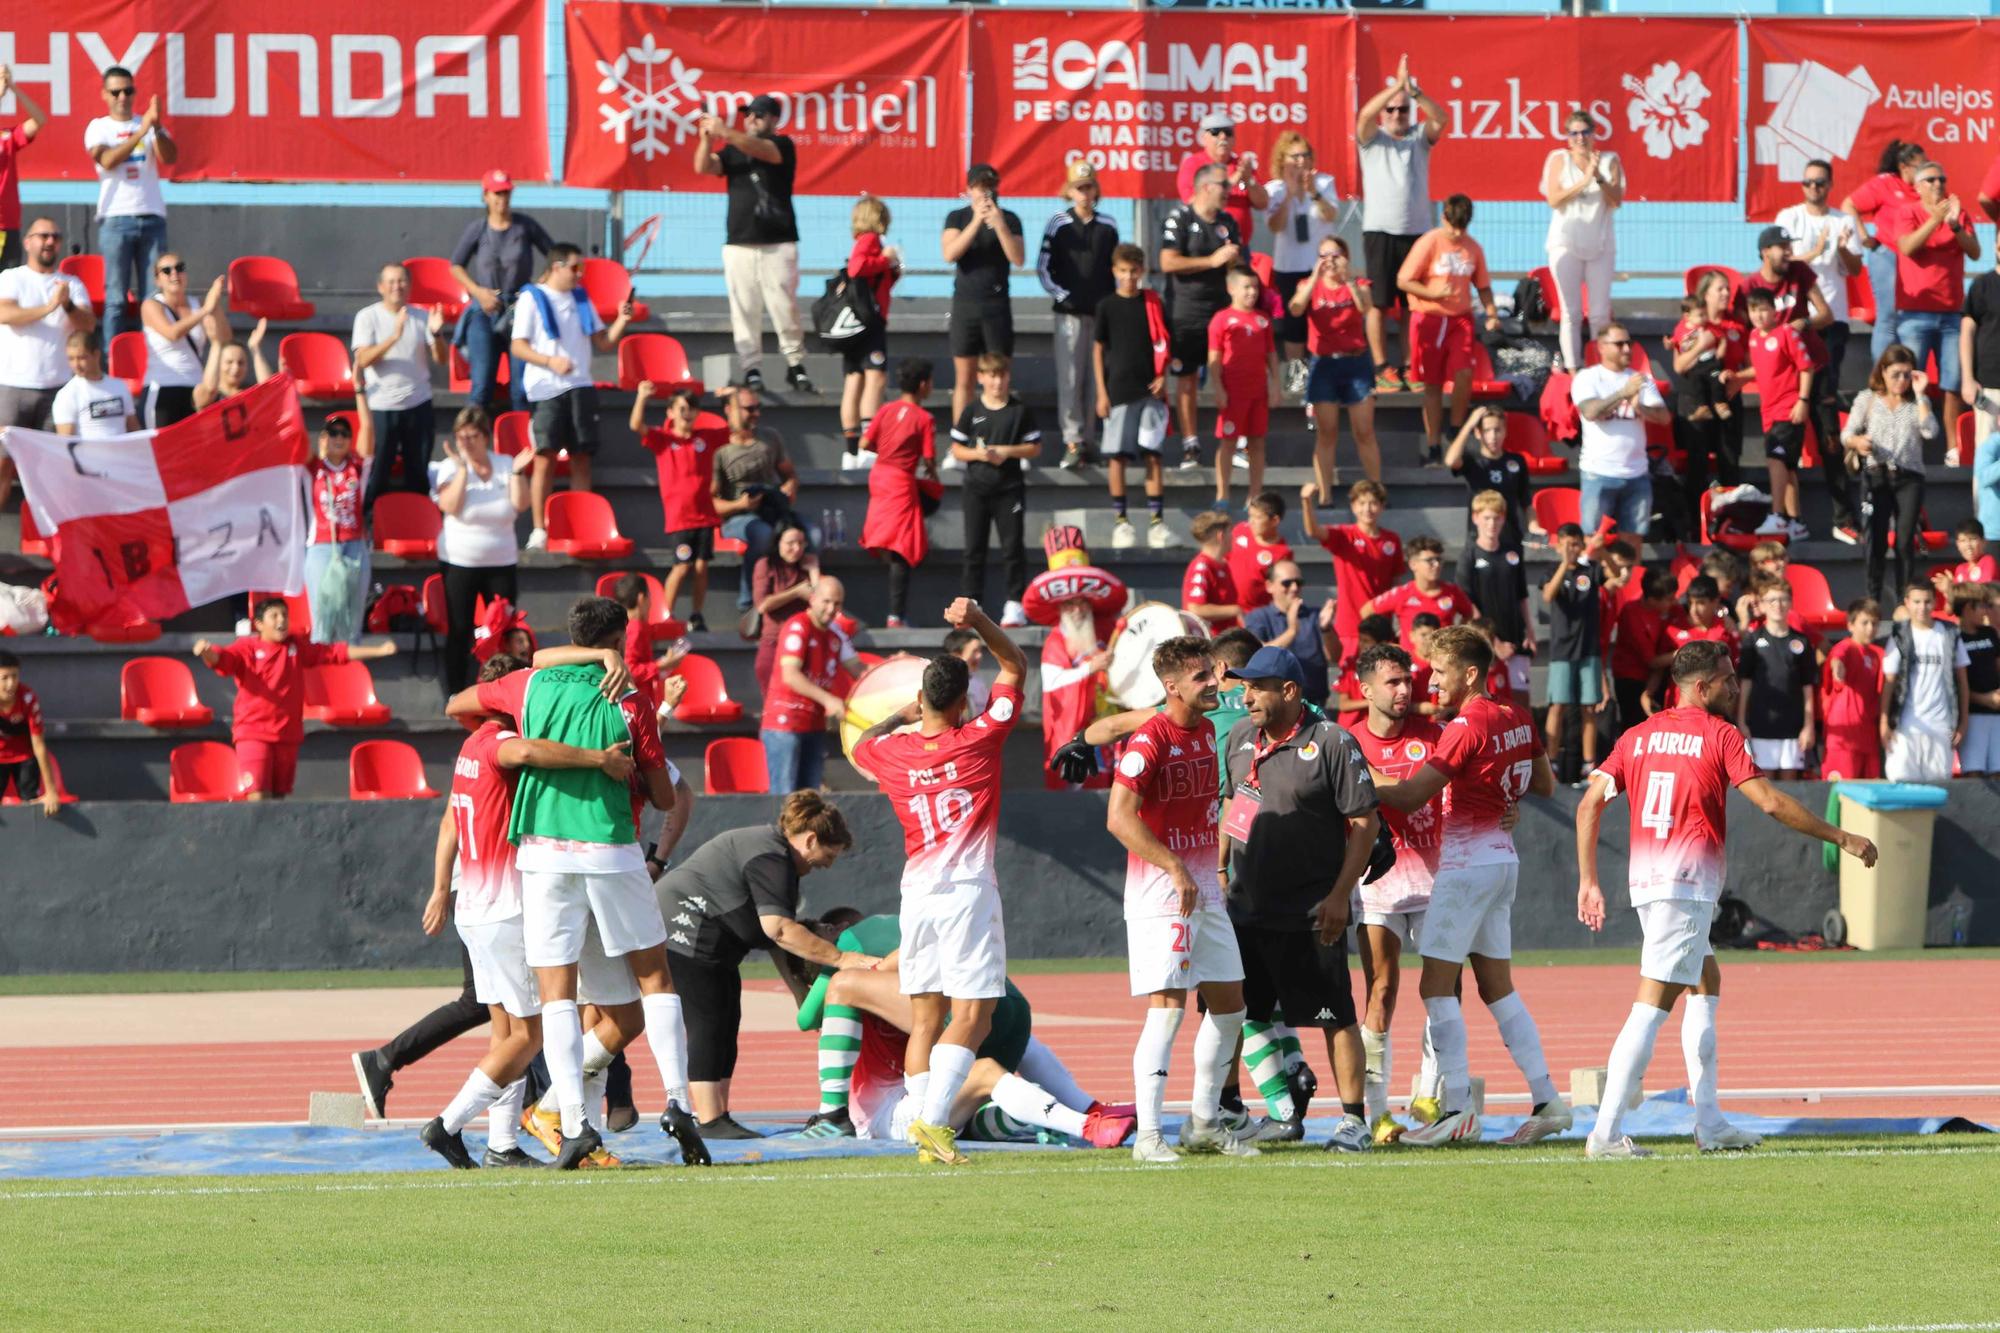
[1875, 162, 1979, 449]
[941, 164, 1025, 432]
[1181, 510, 1242, 631]
[353, 263, 448, 512]
[193, 319, 271, 412]
[1208, 267, 1279, 507]
[52, 330, 135, 438]
[1880, 580, 1968, 784]
[1161, 165, 1243, 472]
[1841, 140, 1926, 363]
[1264, 132, 1341, 395]
[1301, 478, 1402, 668]
[510, 242, 634, 550]
[1844, 345, 1939, 604]
[1095, 243, 1173, 550]
[1743, 289, 1817, 540]
[1821, 598, 1884, 781]
[1177, 113, 1267, 244]
[1978, 417, 2000, 547]
[138, 253, 224, 427]
[1610, 568, 1677, 725]
[1935, 519, 1998, 601]
[1540, 110, 1623, 373]
[1443, 405, 1532, 548]
[713, 384, 802, 614]
[751, 525, 817, 690]
[1458, 492, 1532, 698]
[1955, 585, 2000, 777]
[1668, 273, 1751, 499]
[1735, 584, 1814, 781]
[0, 649, 58, 816]
[840, 197, 899, 468]
[695, 96, 810, 394]
[760, 577, 863, 794]
[0, 218, 93, 511]
[1362, 535, 1474, 653]
[1356, 55, 1444, 390]
[1571, 323, 1670, 539]
[951, 352, 1039, 626]
[83, 67, 174, 344]
[431, 408, 528, 694]
[1396, 194, 1499, 467]
[1228, 490, 1293, 616]
[1039, 160, 1119, 471]
[860, 359, 939, 629]
[448, 170, 552, 414]
[1246, 558, 1335, 706]
[1542, 523, 1608, 785]
[1960, 252, 2000, 460]
[1290, 237, 1379, 492]
[0, 66, 47, 269]
[631, 383, 719, 632]
[302, 408, 373, 645]
[1777, 160, 1867, 540]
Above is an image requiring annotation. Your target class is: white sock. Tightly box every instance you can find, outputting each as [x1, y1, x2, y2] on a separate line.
[1417, 1025, 1441, 1100]
[1488, 991, 1561, 1108]
[920, 1043, 977, 1126]
[541, 999, 587, 1138]
[991, 1073, 1088, 1139]
[1683, 994, 1726, 1131]
[583, 1068, 609, 1133]
[581, 1030, 616, 1075]
[903, 1070, 931, 1119]
[488, 1077, 526, 1152]
[1361, 1026, 1390, 1122]
[1191, 1008, 1246, 1122]
[1016, 1037, 1092, 1112]
[1133, 1007, 1184, 1138]
[1423, 995, 1470, 1113]
[1592, 1003, 1668, 1145]
[639, 992, 692, 1110]
[441, 1068, 504, 1136]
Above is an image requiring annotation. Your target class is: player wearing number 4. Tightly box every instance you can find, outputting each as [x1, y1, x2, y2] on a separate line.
[851, 598, 1027, 1166]
[1576, 640, 1877, 1159]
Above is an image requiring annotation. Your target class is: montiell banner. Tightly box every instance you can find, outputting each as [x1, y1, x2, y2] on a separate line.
[0, 0, 547, 182]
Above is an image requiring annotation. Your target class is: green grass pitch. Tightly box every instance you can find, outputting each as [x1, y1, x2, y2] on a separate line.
[6, 1137, 1997, 1329]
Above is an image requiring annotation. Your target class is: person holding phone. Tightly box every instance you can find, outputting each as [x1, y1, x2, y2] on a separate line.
[431, 406, 529, 693]
[694, 94, 810, 394]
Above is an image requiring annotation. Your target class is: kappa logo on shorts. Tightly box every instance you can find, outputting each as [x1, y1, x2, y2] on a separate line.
[1314, 1008, 1335, 1021]
[670, 930, 691, 946]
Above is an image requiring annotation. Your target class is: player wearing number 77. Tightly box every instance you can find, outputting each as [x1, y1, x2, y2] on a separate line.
[850, 598, 1027, 1166]
[1575, 639, 1877, 1159]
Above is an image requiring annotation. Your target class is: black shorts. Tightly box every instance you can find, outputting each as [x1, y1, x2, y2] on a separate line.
[950, 300, 1013, 359]
[531, 387, 601, 457]
[667, 948, 743, 1083]
[840, 326, 889, 376]
[1272, 269, 1313, 346]
[1363, 231, 1419, 316]
[1763, 419, 1800, 469]
[1168, 324, 1211, 380]
[1235, 920, 1357, 1030]
[0, 758, 42, 801]
[666, 527, 715, 564]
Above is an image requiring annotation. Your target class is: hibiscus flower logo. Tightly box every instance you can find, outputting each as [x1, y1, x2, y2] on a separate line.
[1622, 62, 1710, 160]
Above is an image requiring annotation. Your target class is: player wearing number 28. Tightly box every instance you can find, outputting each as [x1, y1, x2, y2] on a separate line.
[852, 598, 1029, 1166]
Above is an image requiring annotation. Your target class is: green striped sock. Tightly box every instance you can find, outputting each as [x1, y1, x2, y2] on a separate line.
[968, 1103, 1035, 1142]
[818, 1004, 863, 1113]
[1271, 1012, 1305, 1074]
[1240, 1021, 1296, 1121]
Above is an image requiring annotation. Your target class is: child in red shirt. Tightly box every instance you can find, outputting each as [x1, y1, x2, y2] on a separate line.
[860, 360, 940, 629]
[0, 649, 59, 816]
[1934, 520, 1999, 605]
[841, 196, 899, 464]
[1745, 289, 1816, 539]
[1610, 567, 1678, 724]
[1362, 535, 1475, 653]
[1821, 599, 1885, 780]
[1301, 477, 1403, 668]
[1207, 267, 1278, 510]
[630, 383, 720, 632]
[611, 573, 690, 720]
[1182, 510, 1242, 630]
[1227, 489, 1292, 613]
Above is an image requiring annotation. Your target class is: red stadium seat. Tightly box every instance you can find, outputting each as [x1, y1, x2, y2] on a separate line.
[1957, 410, 1978, 460]
[545, 491, 634, 559]
[401, 256, 468, 321]
[304, 661, 393, 725]
[109, 331, 147, 397]
[246, 591, 312, 639]
[372, 493, 442, 559]
[349, 739, 439, 800]
[1785, 565, 1845, 631]
[617, 333, 704, 394]
[593, 571, 685, 642]
[420, 573, 450, 636]
[1846, 270, 1876, 327]
[1502, 411, 1569, 476]
[1248, 252, 1274, 289]
[1, 752, 77, 805]
[579, 257, 651, 324]
[226, 256, 316, 322]
[59, 253, 107, 316]
[120, 657, 216, 728]
[1530, 488, 1583, 545]
[447, 344, 510, 395]
[493, 408, 567, 476]
[667, 653, 743, 722]
[1465, 340, 1509, 399]
[703, 737, 769, 794]
[279, 332, 356, 401]
[19, 500, 49, 557]
[714, 534, 748, 557]
[170, 741, 251, 803]
[1684, 264, 1746, 311]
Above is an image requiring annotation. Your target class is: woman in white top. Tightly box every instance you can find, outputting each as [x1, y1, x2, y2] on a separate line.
[1843, 344, 1939, 604]
[1264, 130, 1343, 391]
[138, 253, 226, 427]
[193, 318, 272, 412]
[431, 406, 529, 692]
[1541, 110, 1624, 372]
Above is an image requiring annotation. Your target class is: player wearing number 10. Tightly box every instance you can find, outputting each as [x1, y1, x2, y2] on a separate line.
[851, 598, 1028, 1166]
[1575, 639, 1878, 1159]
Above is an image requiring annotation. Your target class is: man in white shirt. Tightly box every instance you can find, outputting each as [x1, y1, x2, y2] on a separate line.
[1881, 581, 1970, 783]
[83, 66, 176, 344]
[1775, 157, 1866, 539]
[1570, 323, 1670, 541]
[509, 242, 634, 549]
[53, 330, 137, 439]
[352, 262, 449, 513]
[1356, 54, 1445, 390]
[0, 217, 95, 510]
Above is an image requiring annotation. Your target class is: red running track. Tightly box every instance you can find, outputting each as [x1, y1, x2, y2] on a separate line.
[9, 959, 1999, 1130]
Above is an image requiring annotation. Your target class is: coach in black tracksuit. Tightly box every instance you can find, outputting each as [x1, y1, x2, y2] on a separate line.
[952, 374, 1042, 622]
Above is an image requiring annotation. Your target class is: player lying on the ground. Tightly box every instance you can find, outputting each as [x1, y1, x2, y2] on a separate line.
[1576, 638, 1877, 1159]
[791, 913, 1135, 1150]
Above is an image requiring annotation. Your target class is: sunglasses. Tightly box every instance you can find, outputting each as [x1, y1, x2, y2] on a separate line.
[1384, 105, 1412, 116]
[157, 262, 187, 274]
[1277, 578, 1303, 588]
[1603, 339, 1632, 348]
[105, 87, 135, 98]
[1567, 129, 1594, 138]
[1206, 128, 1234, 137]
[1803, 177, 1831, 188]
[1920, 176, 1946, 186]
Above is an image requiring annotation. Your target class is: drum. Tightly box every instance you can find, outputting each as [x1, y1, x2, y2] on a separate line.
[1104, 602, 1211, 708]
[839, 654, 929, 763]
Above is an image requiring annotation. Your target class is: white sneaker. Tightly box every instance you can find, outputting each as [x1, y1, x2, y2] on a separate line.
[1325, 1113, 1373, 1154]
[1232, 448, 1250, 470]
[1585, 1134, 1653, 1160]
[841, 450, 877, 472]
[1178, 441, 1201, 472]
[1179, 1114, 1261, 1158]
[1787, 517, 1811, 541]
[525, 527, 548, 551]
[1695, 1121, 1763, 1152]
[1147, 518, 1179, 549]
[1132, 1131, 1181, 1164]
[1400, 1107, 1481, 1147]
[1500, 1094, 1574, 1146]
[1753, 513, 1790, 537]
[939, 452, 963, 471]
[999, 600, 1030, 629]
[1111, 517, 1137, 550]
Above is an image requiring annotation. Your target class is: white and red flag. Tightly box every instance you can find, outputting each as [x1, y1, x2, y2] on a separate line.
[5, 375, 309, 632]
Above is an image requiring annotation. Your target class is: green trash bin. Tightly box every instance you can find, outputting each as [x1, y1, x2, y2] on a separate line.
[1833, 782, 1949, 950]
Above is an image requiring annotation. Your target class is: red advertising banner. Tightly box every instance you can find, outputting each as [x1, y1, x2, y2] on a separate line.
[0, 0, 547, 183]
[1746, 20, 2000, 219]
[967, 10, 1353, 200]
[563, 2, 965, 196]
[1355, 15, 1738, 202]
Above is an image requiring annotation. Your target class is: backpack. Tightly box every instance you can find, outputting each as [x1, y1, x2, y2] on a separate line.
[1884, 616, 1961, 731]
[1512, 273, 1553, 327]
[812, 270, 883, 349]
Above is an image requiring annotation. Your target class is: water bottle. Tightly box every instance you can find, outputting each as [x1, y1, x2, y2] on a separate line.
[820, 508, 835, 549]
[833, 509, 847, 547]
[1951, 899, 1970, 947]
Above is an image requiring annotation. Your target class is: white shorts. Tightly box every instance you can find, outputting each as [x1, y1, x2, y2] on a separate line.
[1960, 713, 2000, 772]
[1749, 737, 1803, 771]
[1126, 906, 1245, 996]
[458, 916, 541, 1019]
[576, 914, 642, 1008]
[1885, 723, 1954, 783]
[851, 1072, 918, 1142]
[1636, 898, 1715, 987]
[1420, 863, 1517, 964]
[521, 867, 667, 968]
[899, 882, 1007, 1000]
[1358, 908, 1426, 949]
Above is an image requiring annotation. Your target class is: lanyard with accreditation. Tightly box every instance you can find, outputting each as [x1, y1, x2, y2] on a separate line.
[1220, 717, 1302, 842]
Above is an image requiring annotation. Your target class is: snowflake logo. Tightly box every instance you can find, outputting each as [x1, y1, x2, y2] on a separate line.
[1621, 62, 1710, 161]
[596, 33, 705, 161]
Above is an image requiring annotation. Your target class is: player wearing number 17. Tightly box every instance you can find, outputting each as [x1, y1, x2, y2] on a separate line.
[1575, 639, 1877, 1159]
[851, 598, 1028, 1166]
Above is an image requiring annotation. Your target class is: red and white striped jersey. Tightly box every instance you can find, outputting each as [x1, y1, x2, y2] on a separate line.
[449, 721, 522, 925]
[856, 683, 1022, 896]
[1594, 705, 1761, 906]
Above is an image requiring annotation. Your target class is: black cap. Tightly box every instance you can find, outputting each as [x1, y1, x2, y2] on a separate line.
[1757, 224, 1792, 253]
[747, 94, 782, 118]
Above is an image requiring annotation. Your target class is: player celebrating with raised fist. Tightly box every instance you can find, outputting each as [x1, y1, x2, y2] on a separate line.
[1576, 640, 1877, 1158]
[851, 598, 1027, 1166]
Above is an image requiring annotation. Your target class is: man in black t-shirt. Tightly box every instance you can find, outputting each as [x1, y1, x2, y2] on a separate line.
[1954, 587, 2000, 776]
[1738, 584, 1814, 780]
[1541, 523, 1607, 783]
[1094, 243, 1173, 550]
[1443, 407, 1532, 547]
[942, 163, 1026, 430]
[448, 170, 554, 413]
[694, 95, 810, 393]
[1963, 261, 2000, 449]
[1160, 164, 1243, 471]
[951, 353, 1040, 625]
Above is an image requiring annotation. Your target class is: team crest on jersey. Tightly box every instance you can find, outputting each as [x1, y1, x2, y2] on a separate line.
[1575, 575, 1591, 590]
[989, 695, 1015, 722]
[1404, 740, 1428, 761]
[1298, 742, 1319, 761]
[1383, 538, 1398, 555]
[1439, 597, 1453, 611]
[1119, 750, 1147, 778]
[1790, 639, 1806, 654]
[1257, 550, 1273, 566]
[1505, 550, 1520, 566]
